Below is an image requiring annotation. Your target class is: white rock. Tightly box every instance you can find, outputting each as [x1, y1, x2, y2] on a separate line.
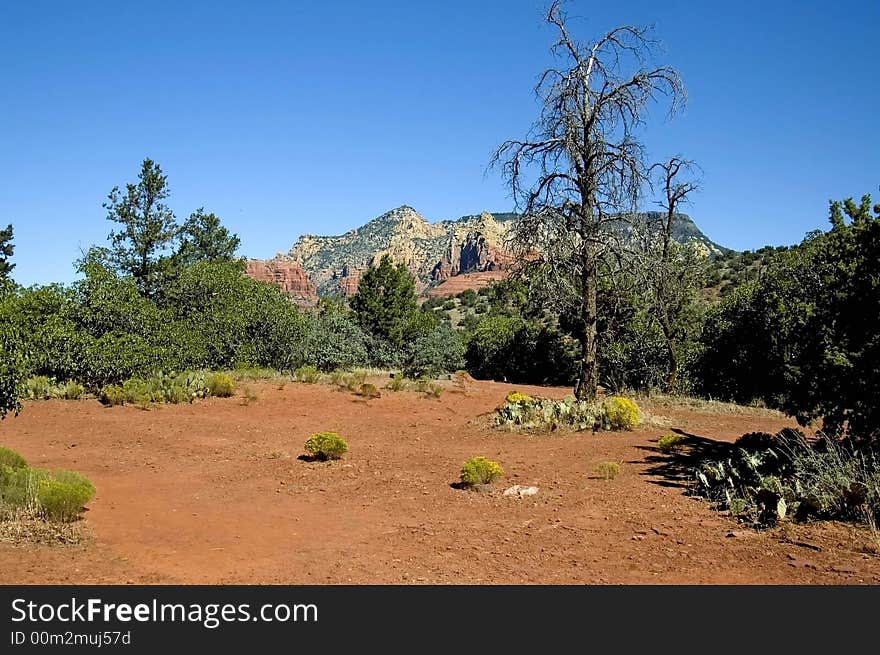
[503, 485, 539, 497]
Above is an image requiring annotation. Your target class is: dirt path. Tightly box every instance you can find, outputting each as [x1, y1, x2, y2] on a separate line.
[1, 379, 877, 584]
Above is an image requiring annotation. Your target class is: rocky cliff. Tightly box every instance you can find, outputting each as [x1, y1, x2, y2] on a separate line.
[246, 205, 727, 299]
[245, 259, 318, 305]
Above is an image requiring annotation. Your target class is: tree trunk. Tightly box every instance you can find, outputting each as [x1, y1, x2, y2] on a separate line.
[664, 337, 677, 393]
[575, 253, 599, 401]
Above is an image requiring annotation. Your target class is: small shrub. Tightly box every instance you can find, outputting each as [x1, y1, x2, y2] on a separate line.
[595, 461, 621, 480]
[460, 456, 504, 488]
[99, 384, 126, 407]
[121, 378, 151, 405]
[342, 370, 367, 393]
[24, 376, 55, 400]
[304, 432, 348, 461]
[385, 372, 407, 391]
[0, 446, 27, 470]
[424, 382, 443, 398]
[359, 383, 381, 399]
[329, 369, 347, 386]
[60, 381, 85, 400]
[240, 385, 258, 406]
[293, 365, 321, 384]
[206, 372, 235, 397]
[36, 470, 95, 522]
[657, 434, 685, 454]
[603, 397, 640, 431]
[505, 391, 532, 404]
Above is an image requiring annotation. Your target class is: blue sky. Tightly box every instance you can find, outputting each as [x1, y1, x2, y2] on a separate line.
[2, 0, 877, 286]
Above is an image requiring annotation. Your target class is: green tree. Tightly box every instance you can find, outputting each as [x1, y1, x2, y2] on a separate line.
[697, 193, 880, 443]
[103, 158, 179, 296]
[350, 255, 418, 346]
[176, 208, 241, 265]
[0, 224, 14, 280]
[0, 281, 27, 418]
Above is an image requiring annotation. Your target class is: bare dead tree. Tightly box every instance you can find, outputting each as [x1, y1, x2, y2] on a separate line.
[645, 157, 702, 392]
[491, 0, 685, 401]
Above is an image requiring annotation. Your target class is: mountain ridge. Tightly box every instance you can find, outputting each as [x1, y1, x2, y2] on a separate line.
[247, 205, 729, 301]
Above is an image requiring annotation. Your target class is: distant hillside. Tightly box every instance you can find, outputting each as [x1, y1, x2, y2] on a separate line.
[248, 205, 730, 299]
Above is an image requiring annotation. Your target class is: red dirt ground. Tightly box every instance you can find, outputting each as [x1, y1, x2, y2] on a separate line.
[1, 378, 877, 584]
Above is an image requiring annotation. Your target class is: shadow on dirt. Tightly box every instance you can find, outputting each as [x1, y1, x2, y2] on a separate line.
[634, 428, 733, 490]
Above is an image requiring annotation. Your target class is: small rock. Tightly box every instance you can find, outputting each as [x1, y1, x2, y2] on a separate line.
[831, 565, 859, 574]
[503, 485, 539, 498]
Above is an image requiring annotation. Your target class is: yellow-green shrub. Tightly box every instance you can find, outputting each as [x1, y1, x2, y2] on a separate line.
[206, 372, 235, 397]
[36, 470, 95, 522]
[385, 372, 407, 391]
[460, 457, 504, 487]
[0, 446, 27, 470]
[304, 432, 348, 461]
[99, 384, 126, 406]
[60, 381, 85, 400]
[603, 397, 640, 430]
[293, 365, 321, 384]
[505, 391, 532, 404]
[595, 461, 621, 480]
[359, 383, 381, 399]
[657, 433, 685, 453]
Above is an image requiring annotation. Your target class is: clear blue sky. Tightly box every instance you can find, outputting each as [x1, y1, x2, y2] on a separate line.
[2, 0, 877, 286]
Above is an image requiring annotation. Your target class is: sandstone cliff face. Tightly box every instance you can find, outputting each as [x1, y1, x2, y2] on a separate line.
[245, 259, 318, 306]
[245, 205, 725, 300]
[281, 206, 514, 296]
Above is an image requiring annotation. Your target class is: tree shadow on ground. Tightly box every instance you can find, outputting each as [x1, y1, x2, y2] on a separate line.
[634, 428, 734, 490]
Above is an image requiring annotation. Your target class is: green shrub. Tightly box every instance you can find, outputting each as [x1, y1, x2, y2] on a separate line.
[206, 372, 235, 397]
[0, 466, 46, 510]
[328, 369, 347, 386]
[460, 457, 504, 487]
[442, 300, 456, 311]
[595, 461, 621, 480]
[402, 324, 466, 379]
[603, 397, 640, 431]
[385, 372, 407, 391]
[304, 432, 348, 461]
[359, 383, 381, 399]
[25, 376, 55, 400]
[0, 446, 27, 470]
[293, 365, 321, 384]
[60, 380, 85, 400]
[342, 370, 367, 393]
[121, 378, 151, 404]
[657, 434, 685, 453]
[36, 470, 95, 522]
[99, 384, 126, 406]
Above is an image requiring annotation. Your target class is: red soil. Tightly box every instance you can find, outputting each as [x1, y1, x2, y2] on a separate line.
[0, 379, 877, 584]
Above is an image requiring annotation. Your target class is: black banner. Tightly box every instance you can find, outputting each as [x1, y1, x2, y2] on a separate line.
[0, 585, 875, 652]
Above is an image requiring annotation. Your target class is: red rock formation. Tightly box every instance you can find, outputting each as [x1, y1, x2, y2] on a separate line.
[430, 233, 514, 282]
[423, 270, 508, 298]
[333, 265, 361, 297]
[245, 259, 318, 306]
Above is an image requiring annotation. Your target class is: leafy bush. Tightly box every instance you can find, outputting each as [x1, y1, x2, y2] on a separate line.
[595, 461, 621, 480]
[99, 384, 125, 406]
[60, 380, 85, 400]
[402, 324, 465, 379]
[293, 365, 321, 384]
[1, 465, 94, 523]
[460, 457, 504, 487]
[657, 434, 684, 453]
[602, 397, 640, 431]
[0, 446, 27, 470]
[25, 376, 55, 400]
[304, 432, 348, 461]
[35, 470, 96, 522]
[359, 383, 381, 399]
[466, 315, 576, 386]
[206, 372, 235, 397]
